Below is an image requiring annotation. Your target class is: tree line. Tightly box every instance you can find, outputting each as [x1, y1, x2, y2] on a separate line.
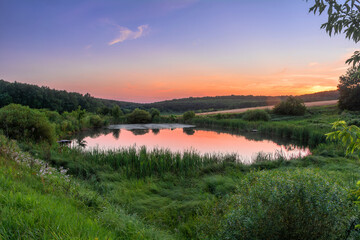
[0, 79, 340, 114]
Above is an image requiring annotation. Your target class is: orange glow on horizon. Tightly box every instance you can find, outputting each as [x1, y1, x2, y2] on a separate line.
[18, 50, 352, 103]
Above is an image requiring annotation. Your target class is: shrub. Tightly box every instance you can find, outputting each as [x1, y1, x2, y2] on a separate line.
[242, 109, 270, 121]
[0, 104, 55, 143]
[221, 169, 354, 240]
[273, 96, 306, 116]
[183, 111, 195, 122]
[111, 105, 123, 121]
[89, 115, 104, 128]
[150, 108, 160, 121]
[127, 108, 151, 124]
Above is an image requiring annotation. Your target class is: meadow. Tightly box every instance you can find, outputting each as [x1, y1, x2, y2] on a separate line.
[1, 103, 360, 239]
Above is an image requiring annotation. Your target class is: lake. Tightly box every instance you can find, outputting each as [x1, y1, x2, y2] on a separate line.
[70, 124, 310, 163]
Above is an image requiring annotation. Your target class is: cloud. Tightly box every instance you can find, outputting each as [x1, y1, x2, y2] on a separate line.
[109, 25, 149, 45]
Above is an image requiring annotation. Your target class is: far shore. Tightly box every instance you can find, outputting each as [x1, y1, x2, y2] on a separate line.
[197, 100, 338, 116]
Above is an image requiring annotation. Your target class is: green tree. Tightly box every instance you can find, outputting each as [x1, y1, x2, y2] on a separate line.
[308, 1, 360, 110]
[183, 111, 196, 122]
[89, 115, 104, 128]
[0, 93, 12, 107]
[0, 104, 55, 143]
[338, 67, 360, 110]
[273, 96, 306, 116]
[150, 108, 160, 122]
[74, 106, 86, 124]
[111, 105, 123, 121]
[127, 109, 151, 124]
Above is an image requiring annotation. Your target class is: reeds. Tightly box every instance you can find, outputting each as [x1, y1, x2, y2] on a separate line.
[66, 146, 238, 179]
[193, 118, 327, 147]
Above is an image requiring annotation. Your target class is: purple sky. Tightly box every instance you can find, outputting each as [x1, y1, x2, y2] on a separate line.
[0, 0, 357, 102]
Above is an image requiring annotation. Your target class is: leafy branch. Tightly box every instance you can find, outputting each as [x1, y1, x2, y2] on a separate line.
[326, 120, 360, 155]
[307, 0, 360, 68]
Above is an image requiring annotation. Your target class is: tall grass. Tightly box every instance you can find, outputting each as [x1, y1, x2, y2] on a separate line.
[0, 136, 175, 240]
[58, 146, 240, 179]
[193, 117, 327, 147]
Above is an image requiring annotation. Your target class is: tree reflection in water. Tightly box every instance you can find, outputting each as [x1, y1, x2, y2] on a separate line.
[130, 129, 150, 136]
[183, 128, 195, 135]
[152, 129, 160, 135]
[112, 129, 120, 139]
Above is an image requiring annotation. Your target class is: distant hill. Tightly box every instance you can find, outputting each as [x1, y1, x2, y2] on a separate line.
[141, 90, 339, 113]
[0, 79, 338, 113]
[0, 79, 139, 113]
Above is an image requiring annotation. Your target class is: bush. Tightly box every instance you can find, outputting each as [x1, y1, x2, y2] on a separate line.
[242, 109, 270, 121]
[0, 104, 55, 143]
[273, 96, 306, 116]
[183, 111, 195, 122]
[111, 105, 123, 121]
[150, 108, 160, 121]
[221, 169, 354, 240]
[89, 115, 104, 128]
[127, 109, 151, 124]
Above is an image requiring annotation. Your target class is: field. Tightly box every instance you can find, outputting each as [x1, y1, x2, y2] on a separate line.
[197, 100, 338, 115]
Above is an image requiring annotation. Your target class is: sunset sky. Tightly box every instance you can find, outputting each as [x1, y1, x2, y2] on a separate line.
[0, 0, 357, 103]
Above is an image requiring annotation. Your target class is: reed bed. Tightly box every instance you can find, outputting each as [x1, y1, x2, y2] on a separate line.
[59, 146, 243, 179]
[193, 117, 327, 147]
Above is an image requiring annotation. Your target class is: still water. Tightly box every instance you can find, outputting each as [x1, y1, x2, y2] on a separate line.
[71, 124, 310, 163]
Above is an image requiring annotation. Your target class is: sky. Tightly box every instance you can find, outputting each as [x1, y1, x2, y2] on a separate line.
[0, 0, 358, 103]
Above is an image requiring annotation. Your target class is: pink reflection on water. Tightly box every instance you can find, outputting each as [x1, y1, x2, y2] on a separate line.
[81, 128, 310, 162]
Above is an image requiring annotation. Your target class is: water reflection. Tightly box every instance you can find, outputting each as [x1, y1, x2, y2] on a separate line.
[71, 127, 310, 162]
[130, 129, 150, 136]
[152, 129, 160, 135]
[112, 129, 120, 139]
[183, 128, 195, 135]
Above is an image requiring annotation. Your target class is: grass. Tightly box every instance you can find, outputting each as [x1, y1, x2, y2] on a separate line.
[0, 137, 174, 240]
[2, 105, 360, 239]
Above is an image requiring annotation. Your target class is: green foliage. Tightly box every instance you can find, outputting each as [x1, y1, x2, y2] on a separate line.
[326, 120, 360, 155]
[0, 104, 55, 143]
[273, 96, 307, 116]
[89, 115, 104, 128]
[183, 111, 195, 122]
[193, 116, 327, 147]
[242, 109, 271, 121]
[308, 0, 360, 43]
[0, 136, 173, 240]
[111, 105, 123, 121]
[57, 147, 237, 179]
[127, 108, 152, 124]
[150, 108, 160, 119]
[338, 67, 360, 110]
[0, 80, 106, 112]
[150, 108, 161, 122]
[222, 169, 354, 240]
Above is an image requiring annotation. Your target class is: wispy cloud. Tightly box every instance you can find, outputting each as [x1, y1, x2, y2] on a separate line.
[109, 25, 149, 45]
